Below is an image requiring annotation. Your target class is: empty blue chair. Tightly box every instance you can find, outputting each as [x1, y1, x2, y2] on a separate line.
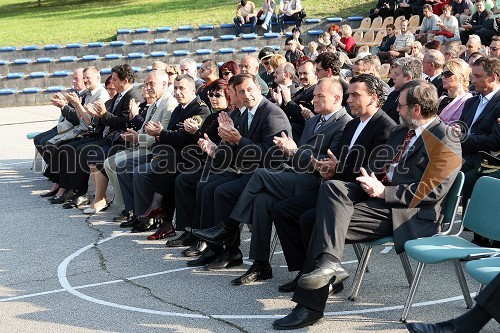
[305, 18, 321, 24]
[172, 50, 190, 56]
[220, 35, 237, 40]
[44, 44, 61, 50]
[23, 87, 42, 93]
[22, 45, 39, 51]
[53, 70, 71, 77]
[176, 37, 193, 43]
[117, 28, 132, 34]
[82, 55, 100, 61]
[146, 66, 153, 72]
[88, 42, 104, 48]
[150, 51, 168, 57]
[270, 45, 281, 51]
[132, 66, 141, 73]
[285, 31, 293, 37]
[178, 25, 194, 31]
[264, 32, 280, 38]
[30, 71, 48, 78]
[46, 86, 67, 93]
[14, 58, 31, 65]
[466, 257, 500, 286]
[241, 46, 258, 53]
[135, 28, 151, 33]
[36, 57, 54, 63]
[0, 60, 8, 66]
[59, 56, 78, 62]
[218, 48, 235, 54]
[132, 39, 148, 45]
[6, 72, 24, 79]
[199, 24, 214, 30]
[220, 23, 236, 29]
[154, 38, 170, 44]
[0, 88, 16, 95]
[128, 52, 145, 59]
[110, 40, 126, 47]
[198, 36, 215, 42]
[26, 132, 42, 140]
[157, 26, 172, 32]
[100, 68, 112, 75]
[308, 30, 324, 36]
[196, 63, 202, 69]
[241, 33, 258, 40]
[348, 16, 364, 21]
[105, 54, 123, 59]
[0, 46, 16, 52]
[196, 49, 212, 55]
[401, 176, 500, 322]
[327, 17, 343, 22]
[66, 43, 83, 49]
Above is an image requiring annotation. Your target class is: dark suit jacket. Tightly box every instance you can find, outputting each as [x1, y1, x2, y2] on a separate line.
[283, 84, 315, 142]
[459, 89, 500, 170]
[431, 74, 445, 98]
[335, 109, 397, 182]
[470, 10, 494, 32]
[100, 86, 144, 132]
[382, 89, 400, 124]
[376, 118, 462, 253]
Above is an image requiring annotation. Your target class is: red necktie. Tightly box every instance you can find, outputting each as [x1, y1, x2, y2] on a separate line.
[380, 129, 416, 184]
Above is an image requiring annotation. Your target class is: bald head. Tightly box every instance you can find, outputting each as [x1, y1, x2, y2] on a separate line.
[240, 56, 260, 75]
[72, 68, 85, 91]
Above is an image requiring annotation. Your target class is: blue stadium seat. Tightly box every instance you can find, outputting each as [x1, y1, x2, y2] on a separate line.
[66, 43, 83, 49]
[53, 70, 71, 77]
[217, 61, 224, 66]
[348, 16, 364, 21]
[117, 28, 132, 34]
[110, 41, 127, 47]
[22, 45, 39, 51]
[199, 24, 214, 30]
[135, 28, 151, 33]
[150, 51, 168, 57]
[6, 72, 24, 79]
[285, 31, 293, 37]
[23, 87, 42, 93]
[154, 38, 170, 44]
[196, 63, 202, 69]
[0, 88, 16, 95]
[59, 56, 78, 62]
[176, 37, 193, 43]
[88, 42, 104, 48]
[44, 44, 61, 50]
[36, 57, 54, 63]
[157, 26, 172, 32]
[196, 49, 212, 55]
[220, 35, 237, 40]
[14, 58, 31, 65]
[263, 32, 279, 38]
[198, 36, 215, 42]
[241, 33, 258, 40]
[218, 48, 235, 54]
[305, 18, 321, 24]
[178, 25, 194, 31]
[128, 52, 145, 59]
[327, 17, 343, 22]
[100, 68, 112, 75]
[241, 46, 258, 53]
[82, 54, 100, 61]
[0, 60, 8, 66]
[132, 66, 141, 72]
[0, 46, 16, 52]
[132, 39, 148, 45]
[105, 54, 123, 59]
[46, 86, 67, 93]
[270, 45, 281, 51]
[26, 132, 41, 140]
[220, 23, 236, 29]
[172, 50, 190, 56]
[30, 71, 48, 78]
[146, 66, 153, 71]
[307, 30, 324, 36]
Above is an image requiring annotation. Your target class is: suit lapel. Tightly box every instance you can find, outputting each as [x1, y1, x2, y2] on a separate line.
[462, 95, 480, 126]
[474, 90, 500, 125]
[246, 99, 265, 138]
[405, 118, 441, 160]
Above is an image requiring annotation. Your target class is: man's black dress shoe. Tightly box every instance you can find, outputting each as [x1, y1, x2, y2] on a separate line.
[120, 215, 139, 228]
[181, 241, 207, 257]
[40, 188, 59, 197]
[205, 249, 243, 270]
[278, 273, 300, 292]
[62, 194, 90, 209]
[113, 210, 133, 222]
[231, 261, 272, 285]
[166, 231, 197, 247]
[131, 218, 159, 233]
[298, 260, 349, 290]
[272, 305, 323, 330]
[186, 248, 220, 267]
[191, 224, 237, 245]
[406, 321, 458, 333]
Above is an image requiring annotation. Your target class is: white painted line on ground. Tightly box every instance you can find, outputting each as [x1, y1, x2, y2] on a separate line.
[380, 246, 393, 254]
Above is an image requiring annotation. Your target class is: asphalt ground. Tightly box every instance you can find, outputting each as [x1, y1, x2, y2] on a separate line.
[0, 104, 498, 333]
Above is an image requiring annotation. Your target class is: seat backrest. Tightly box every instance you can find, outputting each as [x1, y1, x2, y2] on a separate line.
[371, 16, 383, 30]
[463, 176, 500, 241]
[409, 15, 420, 28]
[362, 30, 374, 43]
[357, 45, 369, 54]
[353, 31, 364, 44]
[394, 16, 405, 29]
[359, 17, 371, 30]
[379, 63, 390, 79]
[381, 16, 394, 29]
[440, 171, 464, 234]
[374, 30, 387, 44]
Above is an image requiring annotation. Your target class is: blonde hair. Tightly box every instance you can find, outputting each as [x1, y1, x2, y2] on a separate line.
[444, 58, 471, 90]
[269, 54, 286, 71]
[341, 24, 352, 37]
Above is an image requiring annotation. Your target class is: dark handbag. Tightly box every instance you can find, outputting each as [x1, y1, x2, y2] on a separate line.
[478, 151, 500, 175]
[299, 8, 306, 19]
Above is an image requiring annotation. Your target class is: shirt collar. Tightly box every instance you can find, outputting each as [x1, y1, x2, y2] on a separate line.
[481, 86, 500, 103]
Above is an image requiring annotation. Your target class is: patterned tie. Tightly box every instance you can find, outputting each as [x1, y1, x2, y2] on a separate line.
[103, 93, 123, 138]
[314, 116, 326, 133]
[380, 129, 416, 184]
[247, 112, 254, 130]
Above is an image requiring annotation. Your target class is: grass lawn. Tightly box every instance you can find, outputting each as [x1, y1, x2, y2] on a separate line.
[0, 0, 374, 47]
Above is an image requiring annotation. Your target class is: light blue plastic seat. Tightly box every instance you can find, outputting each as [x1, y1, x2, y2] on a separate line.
[117, 28, 132, 34]
[327, 17, 343, 22]
[6, 72, 24, 79]
[53, 70, 71, 77]
[36, 57, 54, 63]
[241, 33, 258, 40]
[132, 39, 148, 45]
[0, 88, 16, 95]
[241, 46, 258, 53]
[178, 25, 194, 31]
[135, 28, 151, 33]
[263, 32, 279, 39]
[198, 36, 215, 42]
[196, 49, 212, 55]
[30, 71, 48, 78]
[1, 46, 16, 52]
[220, 35, 237, 41]
[128, 52, 145, 59]
[305, 18, 321, 24]
[59, 56, 78, 62]
[132, 66, 141, 73]
[26, 132, 42, 140]
[150, 51, 168, 58]
[157, 26, 172, 32]
[466, 257, 500, 286]
[14, 58, 31, 65]
[44, 44, 61, 50]
[270, 45, 281, 51]
[218, 48, 235, 54]
[105, 54, 123, 59]
[348, 16, 364, 21]
[46, 86, 67, 93]
[82, 55, 100, 61]
[154, 38, 170, 44]
[172, 50, 190, 56]
[0, 60, 9, 66]
[66, 43, 83, 49]
[220, 23, 235, 29]
[100, 68, 112, 75]
[307, 30, 324, 36]
[110, 40, 126, 47]
[23, 87, 42, 93]
[22, 45, 39, 51]
[199, 24, 214, 30]
[176, 37, 193, 43]
[88, 42, 104, 48]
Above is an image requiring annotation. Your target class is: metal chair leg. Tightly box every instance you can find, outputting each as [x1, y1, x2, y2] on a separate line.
[269, 232, 279, 262]
[399, 252, 414, 285]
[453, 259, 473, 308]
[353, 243, 369, 272]
[401, 262, 426, 322]
[349, 245, 373, 301]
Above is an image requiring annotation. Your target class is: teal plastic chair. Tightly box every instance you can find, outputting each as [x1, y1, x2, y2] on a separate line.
[348, 171, 465, 301]
[401, 176, 500, 322]
[466, 257, 500, 287]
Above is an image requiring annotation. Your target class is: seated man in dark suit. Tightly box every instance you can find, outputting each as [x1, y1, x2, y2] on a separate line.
[272, 74, 396, 293]
[422, 49, 446, 97]
[273, 79, 462, 330]
[219, 77, 352, 285]
[459, 0, 494, 45]
[406, 272, 500, 333]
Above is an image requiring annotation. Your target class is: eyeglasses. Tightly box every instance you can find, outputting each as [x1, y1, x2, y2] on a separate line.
[263, 60, 270, 65]
[490, 46, 500, 51]
[315, 67, 325, 73]
[442, 70, 455, 78]
[222, 71, 231, 76]
[397, 102, 409, 109]
[167, 72, 176, 76]
[208, 93, 224, 98]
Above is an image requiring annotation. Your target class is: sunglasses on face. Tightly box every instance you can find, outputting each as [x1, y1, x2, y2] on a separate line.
[442, 70, 455, 78]
[222, 71, 231, 76]
[208, 93, 224, 98]
[263, 60, 270, 65]
[167, 72, 176, 76]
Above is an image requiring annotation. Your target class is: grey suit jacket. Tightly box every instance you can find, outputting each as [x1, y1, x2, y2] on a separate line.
[137, 93, 178, 149]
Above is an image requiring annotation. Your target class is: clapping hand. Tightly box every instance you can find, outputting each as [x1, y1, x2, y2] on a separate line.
[145, 121, 163, 137]
[273, 131, 297, 156]
[299, 104, 314, 119]
[128, 98, 140, 120]
[198, 133, 218, 157]
[120, 128, 139, 144]
[311, 149, 338, 180]
[356, 167, 385, 198]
